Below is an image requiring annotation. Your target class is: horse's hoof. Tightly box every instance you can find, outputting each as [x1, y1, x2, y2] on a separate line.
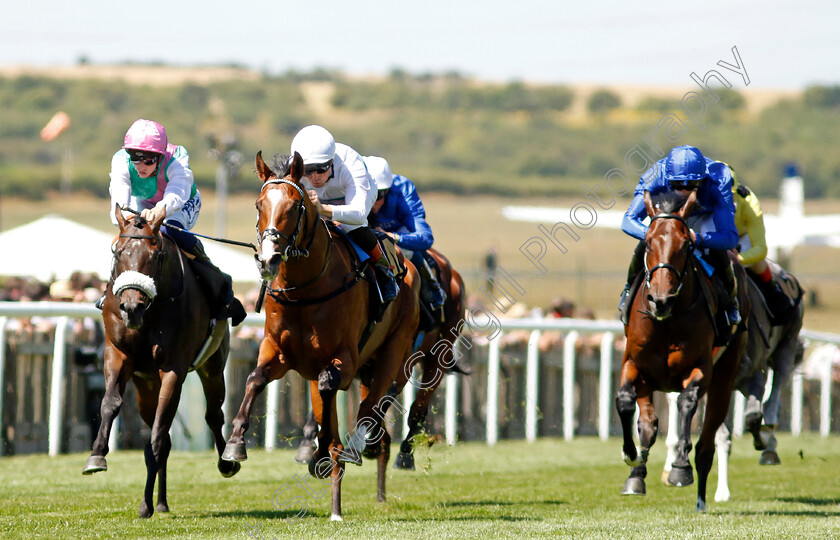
[714, 486, 731, 502]
[294, 444, 315, 465]
[696, 498, 707, 512]
[621, 477, 646, 495]
[82, 455, 108, 475]
[667, 465, 694, 487]
[155, 502, 169, 513]
[759, 450, 781, 466]
[330, 513, 344, 522]
[218, 459, 241, 478]
[394, 452, 415, 470]
[139, 501, 153, 519]
[221, 442, 247, 462]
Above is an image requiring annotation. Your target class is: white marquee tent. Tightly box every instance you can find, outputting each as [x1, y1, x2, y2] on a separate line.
[0, 215, 259, 283]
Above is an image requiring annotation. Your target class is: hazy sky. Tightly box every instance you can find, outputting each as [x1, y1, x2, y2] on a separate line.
[2, 0, 836, 89]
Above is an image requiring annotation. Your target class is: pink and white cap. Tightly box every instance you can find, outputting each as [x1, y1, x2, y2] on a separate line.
[123, 119, 168, 155]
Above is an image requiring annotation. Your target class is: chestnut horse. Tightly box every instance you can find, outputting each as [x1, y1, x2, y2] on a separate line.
[83, 209, 239, 518]
[222, 152, 420, 521]
[294, 248, 467, 470]
[616, 190, 749, 512]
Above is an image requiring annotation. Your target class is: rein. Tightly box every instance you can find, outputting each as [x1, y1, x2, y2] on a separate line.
[258, 179, 317, 261]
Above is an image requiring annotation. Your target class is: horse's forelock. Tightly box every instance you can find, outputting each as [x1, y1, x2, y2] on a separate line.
[270, 153, 293, 179]
[652, 191, 688, 214]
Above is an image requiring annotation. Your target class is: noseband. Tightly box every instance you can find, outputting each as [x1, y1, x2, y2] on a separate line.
[258, 179, 316, 262]
[644, 213, 695, 296]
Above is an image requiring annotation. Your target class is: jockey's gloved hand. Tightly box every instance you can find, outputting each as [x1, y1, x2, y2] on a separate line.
[141, 204, 167, 224]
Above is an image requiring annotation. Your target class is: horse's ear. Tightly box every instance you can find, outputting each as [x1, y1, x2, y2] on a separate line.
[289, 152, 304, 183]
[643, 190, 656, 218]
[679, 190, 698, 218]
[115, 203, 128, 229]
[255, 151, 272, 183]
[149, 213, 164, 236]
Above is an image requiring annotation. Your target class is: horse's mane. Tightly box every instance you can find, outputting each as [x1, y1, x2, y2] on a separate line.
[268, 153, 293, 178]
[652, 191, 689, 214]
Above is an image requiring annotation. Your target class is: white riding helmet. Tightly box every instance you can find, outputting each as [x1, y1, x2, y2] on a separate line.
[290, 125, 335, 165]
[363, 155, 394, 190]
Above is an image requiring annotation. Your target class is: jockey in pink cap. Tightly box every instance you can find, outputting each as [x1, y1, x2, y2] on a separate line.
[103, 119, 245, 326]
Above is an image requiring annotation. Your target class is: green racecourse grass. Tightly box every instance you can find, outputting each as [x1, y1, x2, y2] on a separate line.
[3, 191, 840, 332]
[0, 436, 838, 539]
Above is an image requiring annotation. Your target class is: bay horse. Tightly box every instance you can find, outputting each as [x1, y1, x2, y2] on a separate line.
[222, 152, 420, 521]
[616, 190, 749, 511]
[83, 208, 239, 518]
[293, 247, 467, 470]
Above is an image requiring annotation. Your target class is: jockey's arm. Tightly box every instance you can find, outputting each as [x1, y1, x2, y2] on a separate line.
[157, 147, 194, 218]
[736, 191, 768, 265]
[696, 189, 739, 251]
[621, 191, 649, 241]
[396, 197, 434, 251]
[108, 151, 132, 225]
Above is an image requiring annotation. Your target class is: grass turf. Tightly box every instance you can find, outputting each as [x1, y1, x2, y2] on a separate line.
[1, 435, 838, 539]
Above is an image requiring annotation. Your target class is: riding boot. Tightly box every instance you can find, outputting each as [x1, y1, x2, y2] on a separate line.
[419, 257, 446, 309]
[188, 242, 247, 326]
[755, 276, 793, 324]
[711, 250, 741, 326]
[618, 240, 645, 312]
[367, 242, 399, 303]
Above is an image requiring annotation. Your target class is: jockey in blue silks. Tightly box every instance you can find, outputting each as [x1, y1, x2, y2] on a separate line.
[364, 156, 447, 309]
[619, 145, 741, 325]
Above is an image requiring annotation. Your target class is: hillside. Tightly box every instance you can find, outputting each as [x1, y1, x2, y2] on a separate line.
[0, 63, 836, 200]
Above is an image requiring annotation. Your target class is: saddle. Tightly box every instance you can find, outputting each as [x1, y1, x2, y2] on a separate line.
[748, 260, 804, 326]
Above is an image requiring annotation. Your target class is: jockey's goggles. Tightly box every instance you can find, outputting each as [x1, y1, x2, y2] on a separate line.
[304, 161, 332, 174]
[129, 151, 160, 166]
[669, 180, 701, 191]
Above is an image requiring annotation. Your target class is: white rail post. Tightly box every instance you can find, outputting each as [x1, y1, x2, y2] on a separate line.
[486, 334, 501, 446]
[525, 330, 541, 442]
[265, 380, 278, 451]
[49, 317, 69, 457]
[0, 317, 7, 456]
[791, 366, 803, 436]
[820, 355, 832, 437]
[445, 373, 458, 445]
[563, 331, 579, 441]
[598, 332, 615, 440]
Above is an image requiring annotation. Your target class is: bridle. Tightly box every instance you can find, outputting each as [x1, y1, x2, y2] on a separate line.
[257, 177, 364, 305]
[112, 229, 184, 304]
[644, 213, 696, 298]
[258, 179, 317, 262]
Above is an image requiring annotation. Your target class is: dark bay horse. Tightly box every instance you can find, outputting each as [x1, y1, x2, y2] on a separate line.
[293, 247, 467, 470]
[616, 190, 749, 511]
[222, 152, 420, 521]
[83, 208, 238, 518]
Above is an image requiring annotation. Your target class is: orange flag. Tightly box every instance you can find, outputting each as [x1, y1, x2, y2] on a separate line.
[40, 111, 71, 142]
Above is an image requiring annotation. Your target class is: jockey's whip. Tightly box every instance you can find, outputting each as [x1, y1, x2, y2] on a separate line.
[119, 205, 257, 250]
